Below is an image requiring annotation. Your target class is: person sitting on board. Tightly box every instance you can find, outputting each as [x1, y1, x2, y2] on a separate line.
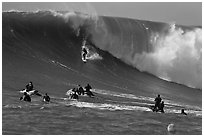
[43, 93, 50, 102]
[25, 81, 42, 96]
[20, 92, 31, 102]
[82, 46, 88, 61]
[181, 109, 187, 115]
[69, 88, 76, 96]
[153, 94, 162, 111]
[77, 85, 84, 95]
[71, 91, 79, 100]
[26, 81, 33, 92]
[84, 84, 94, 97]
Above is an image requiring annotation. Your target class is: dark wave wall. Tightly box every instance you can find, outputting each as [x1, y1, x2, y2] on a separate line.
[3, 11, 202, 89]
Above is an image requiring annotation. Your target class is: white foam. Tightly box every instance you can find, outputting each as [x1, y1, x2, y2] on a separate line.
[67, 101, 151, 112]
[4, 104, 22, 109]
[91, 88, 201, 116]
[135, 27, 202, 89]
[50, 60, 79, 73]
[92, 88, 154, 102]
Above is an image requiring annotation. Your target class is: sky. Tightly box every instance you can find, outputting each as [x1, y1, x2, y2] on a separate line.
[2, 2, 202, 26]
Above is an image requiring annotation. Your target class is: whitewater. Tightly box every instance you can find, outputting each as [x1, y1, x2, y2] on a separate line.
[2, 11, 202, 135]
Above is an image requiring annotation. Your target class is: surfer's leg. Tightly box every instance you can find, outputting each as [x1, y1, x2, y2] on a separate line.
[83, 53, 86, 60]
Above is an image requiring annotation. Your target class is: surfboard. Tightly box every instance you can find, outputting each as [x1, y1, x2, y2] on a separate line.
[19, 89, 38, 96]
[81, 55, 87, 63]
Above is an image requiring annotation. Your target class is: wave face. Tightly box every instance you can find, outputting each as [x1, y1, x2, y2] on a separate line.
[81, 15, 202, 89]
[57, 11, 202, 89]
[3, 11, 202, 89]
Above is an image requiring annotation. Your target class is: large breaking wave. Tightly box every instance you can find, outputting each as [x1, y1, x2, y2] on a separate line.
[3, 10, 202, 89]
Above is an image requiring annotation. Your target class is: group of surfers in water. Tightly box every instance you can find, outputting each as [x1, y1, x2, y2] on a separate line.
[19, 81, 94, 103]
[19, 82, 50, 103]
[69, 84, 94, 99]
[20, 82, 187, 115]
[152, 94, 187, 115]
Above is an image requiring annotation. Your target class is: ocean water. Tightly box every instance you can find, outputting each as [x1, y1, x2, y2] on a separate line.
[2, 11, 202, 135]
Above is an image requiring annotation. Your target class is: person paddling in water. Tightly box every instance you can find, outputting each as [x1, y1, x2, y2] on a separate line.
[20, 92, 31, 102]
[43, 93, 50, 102]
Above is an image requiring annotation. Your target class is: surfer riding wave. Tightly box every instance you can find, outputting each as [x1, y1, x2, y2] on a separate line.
[81, 39, 102, 63]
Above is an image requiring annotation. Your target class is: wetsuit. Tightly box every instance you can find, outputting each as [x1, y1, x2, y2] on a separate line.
[159, 102, 165, 113]
[26, 83, 33, 92]
[82, 48, 88, 60]
[85, 84, 94, 97]
[154, 96, 162, 111]
[181, 109, 187, 115]
[43, 95, 50, 102]
[71, 92, 78, 99]
[78, 87, 84, 95]
[20, 93, 31, 102]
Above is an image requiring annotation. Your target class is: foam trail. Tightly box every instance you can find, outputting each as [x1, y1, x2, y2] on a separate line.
[67, 101, 151, 111]
[65, 100, 201, 116]
[93, 88, 202, 111]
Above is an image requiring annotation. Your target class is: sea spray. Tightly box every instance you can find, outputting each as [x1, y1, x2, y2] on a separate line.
[133, 25, 202, 89]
